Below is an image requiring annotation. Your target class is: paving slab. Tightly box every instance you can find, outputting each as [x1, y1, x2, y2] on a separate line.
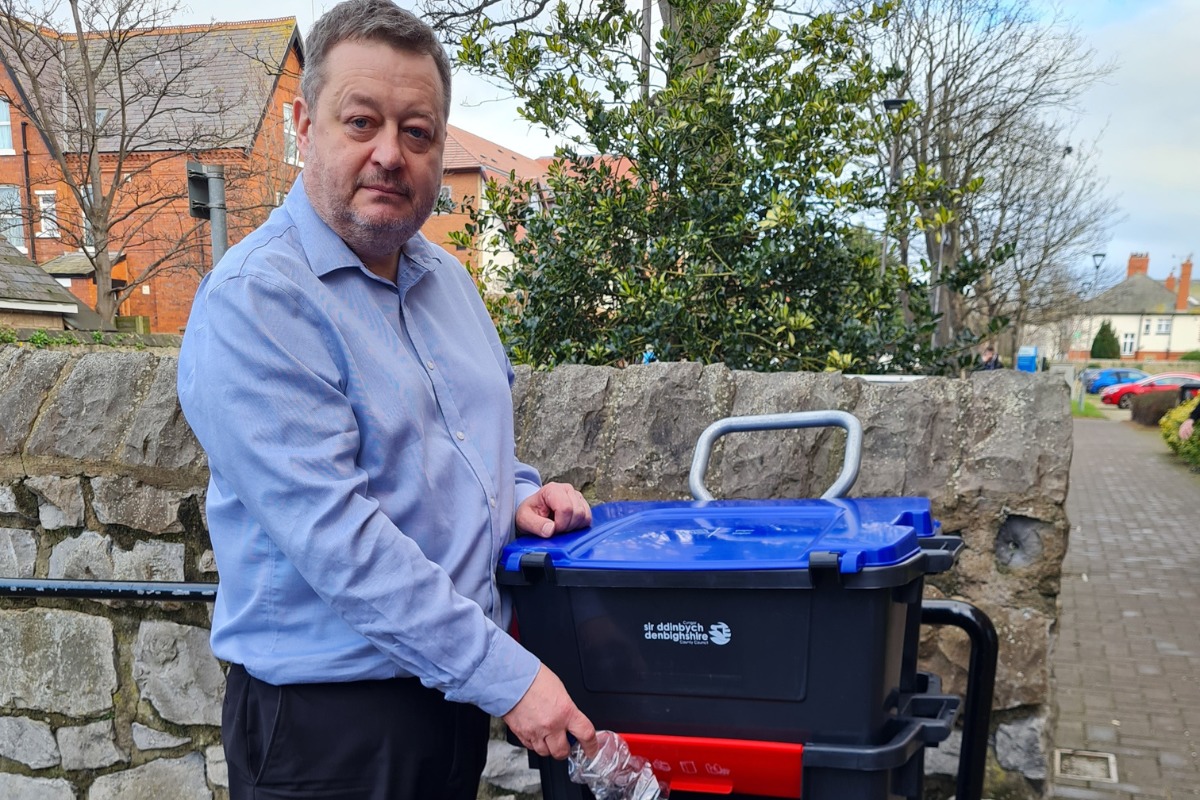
[1050, 418, 1200, 798]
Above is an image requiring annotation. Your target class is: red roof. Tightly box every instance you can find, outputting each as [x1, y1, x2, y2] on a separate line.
[444, 125, 548, 181]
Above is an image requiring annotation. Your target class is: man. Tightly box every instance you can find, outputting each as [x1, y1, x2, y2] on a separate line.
[1180, 403, 1200, 440]
[976, 345, 1003, 370]
[177, 2, 596, 798]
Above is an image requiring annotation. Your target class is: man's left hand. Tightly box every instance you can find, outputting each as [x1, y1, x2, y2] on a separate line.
[516, 482, 592, 537]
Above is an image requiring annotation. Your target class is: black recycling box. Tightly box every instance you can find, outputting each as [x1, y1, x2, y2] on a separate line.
[498, 496, 964, 799]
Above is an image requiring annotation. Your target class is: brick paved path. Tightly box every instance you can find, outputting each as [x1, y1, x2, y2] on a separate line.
[1050, 418, 1200, 799]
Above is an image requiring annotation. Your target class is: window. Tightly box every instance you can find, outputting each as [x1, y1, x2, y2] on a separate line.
[0, 185, 24, 250]
[1121, 332, 1135, 356]
[283, 103, 301, 166]
[434, 185, 453, 215]
[55, 277, 71, 288]
[1144, 321, 1151, 335]
[35, 191, 58, 237]
[0, 102, 11, 152]
[1156, 318, 1172, 335]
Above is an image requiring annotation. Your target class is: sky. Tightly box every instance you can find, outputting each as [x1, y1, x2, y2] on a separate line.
[174, 0, 1199, 287]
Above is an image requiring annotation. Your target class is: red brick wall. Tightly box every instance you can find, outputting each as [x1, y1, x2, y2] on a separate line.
[0, 39, 304, 334]
[420, 171, 483, 274]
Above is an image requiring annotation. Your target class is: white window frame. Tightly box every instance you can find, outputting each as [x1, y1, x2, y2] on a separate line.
[1156, 318, 1172, 335]
[1143, 320, 1151, 335]
[283, 103, 302, 167]
[1121, 332, 1136, 356]
[35, 190, 58, 238]
[0, 184, 25, 251]
[0, 102, 12, 155]
[434, 184, 453, 215]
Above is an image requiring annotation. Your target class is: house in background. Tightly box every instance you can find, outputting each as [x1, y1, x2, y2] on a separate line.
[0, 17, 303, 333]
[422, 125, 551, 295]
[0, 238, 78, 330]
[1038, 253, 1200, 361]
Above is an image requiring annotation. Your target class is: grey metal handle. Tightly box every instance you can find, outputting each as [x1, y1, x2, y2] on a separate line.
[688, 411, 863, 501]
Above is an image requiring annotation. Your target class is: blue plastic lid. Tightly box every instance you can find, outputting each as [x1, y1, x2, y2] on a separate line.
[500, 497, 935, 576]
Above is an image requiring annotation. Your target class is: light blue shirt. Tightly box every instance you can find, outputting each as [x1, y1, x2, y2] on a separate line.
[177, 176, 542, 716]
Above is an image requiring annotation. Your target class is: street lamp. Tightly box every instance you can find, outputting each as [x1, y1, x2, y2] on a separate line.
[880, 98, 909, 278]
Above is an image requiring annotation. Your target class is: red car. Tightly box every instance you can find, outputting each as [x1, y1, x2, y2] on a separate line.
[1100, 372, 1200, 409]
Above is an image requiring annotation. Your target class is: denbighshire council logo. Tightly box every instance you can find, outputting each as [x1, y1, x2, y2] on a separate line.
[643, 620, 732, 645]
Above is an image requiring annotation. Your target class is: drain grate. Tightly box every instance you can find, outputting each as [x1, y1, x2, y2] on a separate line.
[1055, 748, 1118, 783]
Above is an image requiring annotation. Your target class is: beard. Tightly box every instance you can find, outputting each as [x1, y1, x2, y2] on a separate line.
[304, 151, 437, 263]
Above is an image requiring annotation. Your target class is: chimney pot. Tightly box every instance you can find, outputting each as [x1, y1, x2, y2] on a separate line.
[1178, 258, 1193, 312]
[1127, 252, 1150, 278]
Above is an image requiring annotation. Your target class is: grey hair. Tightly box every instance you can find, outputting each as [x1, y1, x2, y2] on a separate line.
[300, 0, 452, 120]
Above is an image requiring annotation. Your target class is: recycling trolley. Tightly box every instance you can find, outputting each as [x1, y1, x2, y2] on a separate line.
[498, 412, 997, 800]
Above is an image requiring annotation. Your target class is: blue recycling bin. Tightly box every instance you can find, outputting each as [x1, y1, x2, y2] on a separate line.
[1016, 345, 1039, 373]
[500, 497, 962, 798]
[497, 411, 996, 800]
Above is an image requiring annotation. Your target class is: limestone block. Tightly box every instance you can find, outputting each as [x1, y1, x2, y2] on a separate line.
[48, 531, 115, 581]
[197, 549, 218, 575]
[120, 355, 207, 470]
[923, 728, 961, 778]
[113, 540, 186, 582]
[0, 773, 74, 800]
[0, 347, 70, 456]
[133, 621, 225, 726]
[719, 370, 863, 500]
[24, 351, 155, 461]
[91, 476, 188, 535]
[0, 715, 60, 768]
[0, 609, 116, 716]
[921, 603, 1051, 711]
[958, 372, 1071, 505]
[25, 475, 84, 529]
[0, 527, 37, 578]
[996, 713, 1048, 780]
[511, 364, 532, 444]
[0, 484, 19, 513]
[205, 744, 228, 788]
[853, 376, 971, 501]
[482, 739, 541, 795]
[132, 722, 191, 751]
[56, 719, 127, 770]
[517, 364, 614, 491]
[88, 753, 212, 800]
[595, 362, 733, 499]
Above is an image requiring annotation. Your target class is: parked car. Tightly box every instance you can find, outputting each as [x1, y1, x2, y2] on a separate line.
[1078, 367, 1104, 387]
[1087, 368, 1148, 394]
[1100, 373, 1200, 409]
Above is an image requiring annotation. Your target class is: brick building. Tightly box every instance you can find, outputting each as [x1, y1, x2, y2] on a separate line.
[421, 125, 551, 295]
[0, 17, 303, 333]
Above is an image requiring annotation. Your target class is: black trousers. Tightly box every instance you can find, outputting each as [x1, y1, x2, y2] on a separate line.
[223, 664, 491, 800]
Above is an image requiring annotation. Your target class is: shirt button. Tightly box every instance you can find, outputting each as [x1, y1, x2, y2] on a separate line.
[489, 496, 497, 508]
[426, 360, 435, 370]
[456, 431, 465, 440]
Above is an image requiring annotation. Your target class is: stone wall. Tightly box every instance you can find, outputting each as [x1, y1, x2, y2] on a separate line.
[0, 346, 1072, 799]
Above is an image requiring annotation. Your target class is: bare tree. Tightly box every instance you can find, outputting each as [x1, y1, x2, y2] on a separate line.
[853, 0, 1114, 348]
[963, 117, 1120, 354]
[0, 0, 264, 324]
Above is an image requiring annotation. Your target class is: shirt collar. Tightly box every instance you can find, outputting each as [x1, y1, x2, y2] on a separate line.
[283, 174, 441, 283]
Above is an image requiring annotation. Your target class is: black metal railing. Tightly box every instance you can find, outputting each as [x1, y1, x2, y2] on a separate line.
[0, 578, 217, 602]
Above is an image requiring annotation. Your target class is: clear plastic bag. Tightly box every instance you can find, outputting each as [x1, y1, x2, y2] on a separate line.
[567, 730, 668, 800]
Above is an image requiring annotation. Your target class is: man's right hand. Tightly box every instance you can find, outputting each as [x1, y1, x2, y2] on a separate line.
[1181, 418, 1195, 440]
[503, 664, 597, 760]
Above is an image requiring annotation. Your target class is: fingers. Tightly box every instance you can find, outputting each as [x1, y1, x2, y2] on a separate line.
[542, 482, 592, 534]
[516, 482, 592, 537]
[502, 665, 593, 760]
[568, 709, 599, 758]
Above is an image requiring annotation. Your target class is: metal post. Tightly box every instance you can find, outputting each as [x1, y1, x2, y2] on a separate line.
[205, 164, 228, 266]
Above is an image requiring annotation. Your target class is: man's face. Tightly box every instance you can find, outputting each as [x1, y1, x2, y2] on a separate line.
[294, 40, 445, 278]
